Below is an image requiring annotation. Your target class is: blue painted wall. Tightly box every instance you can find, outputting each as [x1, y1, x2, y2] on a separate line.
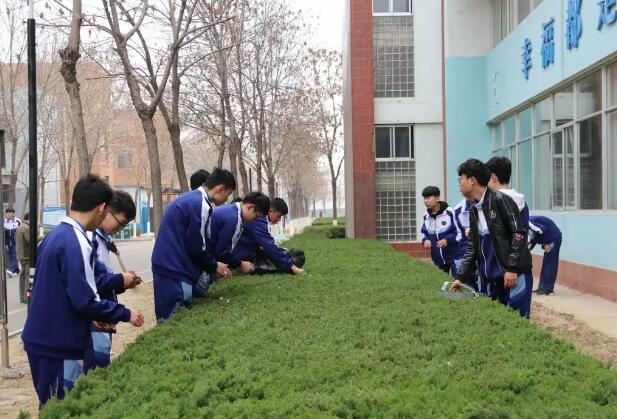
[445, 56, 492, 205]
[487, 0, 617, 120]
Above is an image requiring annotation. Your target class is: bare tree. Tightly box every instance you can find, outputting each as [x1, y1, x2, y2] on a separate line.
[307, 49, 344, 221]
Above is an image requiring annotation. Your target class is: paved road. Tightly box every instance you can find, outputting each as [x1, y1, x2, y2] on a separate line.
[3, 239, 155, 335]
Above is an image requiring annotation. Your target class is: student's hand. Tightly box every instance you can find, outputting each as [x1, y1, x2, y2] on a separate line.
[92, 320, 114, 331]
[123, 271, 142, 289]
[437, 239, 448, 248]
[449, 280, 463, 292]
[423, 240, 432, 249]
[129, 310, 145, 327]
[291, 265, 305, 275]
[543, 244, 552, 253]
[238, 261, 254, 274]
[465, 228, 471, 238]
[503, 272, 518, 289]
[216, 262, 232, 278]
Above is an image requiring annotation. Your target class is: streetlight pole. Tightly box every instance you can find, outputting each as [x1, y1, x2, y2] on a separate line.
[27, 0, 38, 310]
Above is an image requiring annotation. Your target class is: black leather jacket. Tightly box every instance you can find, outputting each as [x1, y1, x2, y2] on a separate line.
[455, 188, 532, 280]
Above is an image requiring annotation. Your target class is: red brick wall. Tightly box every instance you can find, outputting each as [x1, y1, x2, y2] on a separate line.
[532, 254, 617, 302]
[391, 242, 431, 260]
[348, 0, 376, 238]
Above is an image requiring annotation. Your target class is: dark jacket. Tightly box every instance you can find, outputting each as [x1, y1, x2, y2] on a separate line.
[16, 221, 30, 260]
[455, 188, 532, 280]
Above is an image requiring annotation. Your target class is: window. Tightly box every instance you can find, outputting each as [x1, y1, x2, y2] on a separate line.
[375, 161, 416, 242]
[609, 62, 617, 108]
[504, 115, 516, 146]
[493, 60, 616, 212]
[609, 111, 617, 209]
[374, 126, 414, 159]
[519, 140, 533, 208]
[534, 134, 551, 210]
[551, 131, 564, 208]
[577, 71, 602, 118]
[555, 84, 574, 126]
[373, 0, 412, 14]
[373, 15, 414, 98]
[579, 116, 603, 209]
[519, 107, 532, 140]
[518, 0, 531, 23]
[117, 150, 132, 169]
[534, 97, 551, 134]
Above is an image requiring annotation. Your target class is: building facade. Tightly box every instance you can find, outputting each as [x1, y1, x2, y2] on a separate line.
[344, 0, 617, 301]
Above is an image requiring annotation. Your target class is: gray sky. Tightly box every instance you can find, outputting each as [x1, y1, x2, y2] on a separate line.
[295, 0, 344, 52]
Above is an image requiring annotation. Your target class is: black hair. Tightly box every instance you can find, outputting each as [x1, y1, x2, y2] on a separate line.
[485, 156, 512, 184]
[205, 167, 236, 191]
[421, 186, 440, 198]
[230, 197, 243, 203]
[70, 174, 114, 212]
[23, 213, 29, 221]
[108, 190, 136, 221]
[270, 197, 288, 216]
[242, 192, 270, 215]
[5, 208, 14, 213]
[458, 159, 490, 187]
[190, 169, 210, 190]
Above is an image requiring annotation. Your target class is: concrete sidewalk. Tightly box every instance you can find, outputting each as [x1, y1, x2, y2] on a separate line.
[533, 277, 617, 340]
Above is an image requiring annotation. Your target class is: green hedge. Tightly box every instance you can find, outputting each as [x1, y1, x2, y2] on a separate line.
[311, 217, 346, 226]
[42, 234, 617, 418]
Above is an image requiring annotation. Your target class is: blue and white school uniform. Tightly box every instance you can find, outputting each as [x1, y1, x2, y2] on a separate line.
[22, 217, 131, 405]
[420, 202, 460, 275]
[474, 191, 533, 318]
[84, 229, 126, 370]
[529, 216, 562, 293]
[151, 187, 217, 320]
[453, 199, 479, 289]
[4, 216, 21, 274]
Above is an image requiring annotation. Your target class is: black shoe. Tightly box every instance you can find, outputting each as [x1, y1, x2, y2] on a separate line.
[533, 288, 549, 295]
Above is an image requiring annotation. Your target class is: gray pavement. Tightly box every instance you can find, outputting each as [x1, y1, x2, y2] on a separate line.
[3, 239, 154, 336]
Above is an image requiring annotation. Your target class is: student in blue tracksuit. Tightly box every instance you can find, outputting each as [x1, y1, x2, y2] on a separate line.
[22, 175, 145, 407]
[486, 157, 530, 230]
[233, 198, 305, 275]
[528, 215, 563, 295]
[4, 208, 22, 276]
[209, 192, 271, 275]
[453, 159, 533, 318]
[85, 191, 141, 371]
[421, 186, 460, 275]
[190, 169, 210, 191]
[151, 168, 236, 320]
[453, 198, 478, 289]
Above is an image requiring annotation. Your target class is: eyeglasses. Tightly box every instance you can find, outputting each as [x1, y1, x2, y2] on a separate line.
[111, 212, 129, 229]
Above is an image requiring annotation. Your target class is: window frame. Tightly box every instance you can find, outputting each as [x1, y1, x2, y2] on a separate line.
[374, 125, 415, 161]
[372, 0, 413, 16]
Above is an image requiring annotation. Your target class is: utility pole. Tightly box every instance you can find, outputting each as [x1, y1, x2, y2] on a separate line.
[0, 129, 8, 367]
[27, 0, 38, 309]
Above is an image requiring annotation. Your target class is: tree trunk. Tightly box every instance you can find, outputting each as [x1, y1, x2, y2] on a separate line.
[217, 141, 226, 168]
[59, 35, 90, 177]
[255, 130, 263, 193]
[7, 172, 17, 207]
[331, 179, 338, 221]
[168, 122, 188, 192]
[39, 176, 46, 231]
[235, 141, 249, 195]
[64, 179, 71, 215]
[267, 174, 275, 200]
[228, 146, 239, 199]
[140, 115, 164, 234]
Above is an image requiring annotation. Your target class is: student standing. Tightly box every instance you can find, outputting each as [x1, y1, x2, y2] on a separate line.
[4, 208, 21, 277]
[528, 215, 562, 295]
[151, 168, 235, 320]
[85, 190, 141, 371]
[486, 157, 530, 229]
[453, 159, 533, 318]
[420, 186, 460, 275]
[22, 175, 144, 406]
